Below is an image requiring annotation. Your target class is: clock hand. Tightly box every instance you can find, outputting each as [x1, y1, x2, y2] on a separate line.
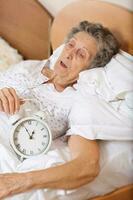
[31, 130, 35, 135]
[31, 122, 38, 136]
[23, 125, 33, 139]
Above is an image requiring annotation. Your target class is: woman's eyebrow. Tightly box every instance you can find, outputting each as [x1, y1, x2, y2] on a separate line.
[73, 37, 90, 51]
[83, 47, 90, 54]
[71, 36, 91, 56]
[71, 36, 77, 41]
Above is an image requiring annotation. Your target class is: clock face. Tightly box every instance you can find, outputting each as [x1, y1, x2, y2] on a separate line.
[10, 117, 52, 158]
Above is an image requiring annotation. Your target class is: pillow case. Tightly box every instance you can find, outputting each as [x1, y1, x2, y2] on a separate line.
[49, 45, 133, 100]
[49, 44, 64, 69]
[50, 45, 133, 140]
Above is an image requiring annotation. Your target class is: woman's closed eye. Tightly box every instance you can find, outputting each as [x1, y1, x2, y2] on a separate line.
[77, 49, 86, 59]
[66, 40, 75, 49]
[65, 39, 90, 60]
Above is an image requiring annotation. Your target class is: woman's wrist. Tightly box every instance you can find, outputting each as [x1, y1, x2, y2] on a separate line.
[11, 172, 33, 195]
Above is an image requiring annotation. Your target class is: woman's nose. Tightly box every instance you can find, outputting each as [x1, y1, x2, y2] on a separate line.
[66, 48, 75, 60]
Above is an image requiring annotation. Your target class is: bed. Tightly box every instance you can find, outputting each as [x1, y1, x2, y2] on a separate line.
[0, 0, 133, 199]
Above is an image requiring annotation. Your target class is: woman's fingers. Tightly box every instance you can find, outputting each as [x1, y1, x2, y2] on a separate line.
[0, 98, 4, 112]
[9, 88, 20, 113]
[19, 98, 25, 105]
[3, 88, 15, 114]
[0, 88, 21, 114]
[0, 89, 10, 114]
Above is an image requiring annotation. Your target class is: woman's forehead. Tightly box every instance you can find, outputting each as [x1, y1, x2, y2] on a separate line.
[71, 32, 98, 55]
[72, 32, 97, 46]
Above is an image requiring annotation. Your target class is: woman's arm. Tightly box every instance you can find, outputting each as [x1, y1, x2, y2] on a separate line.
[0, 135, 100, 198]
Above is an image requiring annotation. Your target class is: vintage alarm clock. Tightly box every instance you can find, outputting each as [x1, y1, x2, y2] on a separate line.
[10, 111, 52, 159]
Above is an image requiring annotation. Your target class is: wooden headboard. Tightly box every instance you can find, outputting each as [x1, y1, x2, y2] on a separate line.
[51, 0, 133, 55]
[0, 0, 53, 59]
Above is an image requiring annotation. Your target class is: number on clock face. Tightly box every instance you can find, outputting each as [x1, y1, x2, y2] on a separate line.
[13, 119, 50, 156]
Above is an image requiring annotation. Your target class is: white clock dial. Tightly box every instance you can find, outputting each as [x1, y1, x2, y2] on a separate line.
[10, 117, 52, 158]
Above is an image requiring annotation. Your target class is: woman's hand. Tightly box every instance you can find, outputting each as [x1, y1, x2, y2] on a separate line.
[0, 173, 29, 199]
[0, 87, 23, 115]
[0, 136, 99, 198]
[0, 173, 17, 199]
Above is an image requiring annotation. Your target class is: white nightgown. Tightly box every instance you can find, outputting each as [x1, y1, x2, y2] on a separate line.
[0, 60, 76, 146]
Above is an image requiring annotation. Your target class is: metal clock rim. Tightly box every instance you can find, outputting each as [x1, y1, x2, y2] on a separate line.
[10, 116, 52, 159]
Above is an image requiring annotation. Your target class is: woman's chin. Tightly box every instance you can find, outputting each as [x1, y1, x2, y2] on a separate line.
[55, 69, 68, 77]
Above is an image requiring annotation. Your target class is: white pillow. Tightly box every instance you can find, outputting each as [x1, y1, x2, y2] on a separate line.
[0, 37, 23, 72]
[55, 48, 133, 141]
[77, 50, 133, 98]
[50, 45, 133, 101]
[49, 44, 64, 69]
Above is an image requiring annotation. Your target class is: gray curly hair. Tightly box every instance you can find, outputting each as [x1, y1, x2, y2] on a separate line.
[66, 21, 120, 69]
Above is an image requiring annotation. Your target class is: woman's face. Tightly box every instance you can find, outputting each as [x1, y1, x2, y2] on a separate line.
[53, 31, 98, 86]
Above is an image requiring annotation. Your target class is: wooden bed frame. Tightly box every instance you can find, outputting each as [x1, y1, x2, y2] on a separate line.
[0, 0, 53, 59]
[0, 0, 132, 199]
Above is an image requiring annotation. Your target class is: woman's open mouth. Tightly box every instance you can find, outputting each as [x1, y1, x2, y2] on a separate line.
[60, 61, 68, 68]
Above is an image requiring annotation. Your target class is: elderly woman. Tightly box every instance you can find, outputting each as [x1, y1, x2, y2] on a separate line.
[0, 21, 119, 199]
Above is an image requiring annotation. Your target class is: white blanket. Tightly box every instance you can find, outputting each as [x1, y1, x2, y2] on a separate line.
[0, 111, 133, 200]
